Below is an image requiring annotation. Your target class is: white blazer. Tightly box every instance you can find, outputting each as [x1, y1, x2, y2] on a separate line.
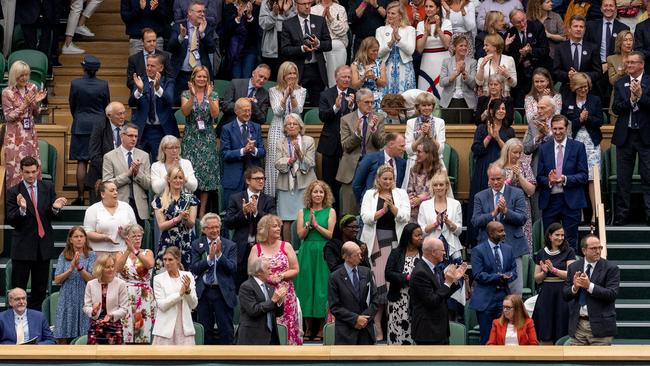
[152, 270, 198, 339]
[475, 54, 517, 95]
[150, 159, 198, 195]
[417, 196, 463, 255]
[360, 188, 411, 254]
[376, 25, 416, 64]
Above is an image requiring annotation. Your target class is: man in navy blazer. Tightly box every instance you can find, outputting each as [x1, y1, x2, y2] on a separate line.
[0, 288, 54, 344]
[352, 133, 406, 203]
[220, 98, 266, 209]
[611, 52, 650, 226]
[128, 53, 178, 161]
[537, 115, 588, 250]
[469, 221, 517, 345]
[471, 163, 528, 294]
[191, 213, 237, 345]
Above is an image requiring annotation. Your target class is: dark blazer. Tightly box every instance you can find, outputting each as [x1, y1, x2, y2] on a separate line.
[128, 76, 179, 137]
[471, 185, 529, 258]
[236, 276, 284, 345]
[634, 20, 650, 73]
[222, 190, 276, 261]
[190, 235, 238, 308]
[504, 20, 551, 76]
[536, 138, 589, 210]
[219, 120, 266, 191]
[487, 317, 538, 345]
[87, 119, 123, 189]
[220, 78, 271, 134]
[473, 95, 515, 126]
[323, 238, 370, 273]
[318, 86, 357, 158]
[174, 0, 222, 28]
[6, 180, 59, 261]
[351, 150, 407, 203]
[385, 247, 421, 302]
[328, 265, 378, 345]
[469, 241, 517, 312]
[126, 50, 174, 91]
[15, 0, 57, 25]
[409, 258, 460, 344]
[561, 93, 604, 146]
[120, 0, 172, 38]
[585, 19, 629, 63]
[168, 20, 217, 78]
[0, 309, 55, 344]
[280, 14, 333, 87]
[553, 40, 602, 94]
[69, 76, 111, 135]
[611, 74, 650, 146]
[562, 258, 620, 338]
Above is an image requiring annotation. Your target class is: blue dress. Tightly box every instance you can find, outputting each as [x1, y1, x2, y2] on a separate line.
[152, 194, 199, 271]
[54, 251, 97, 339]
[383, 46, 416, 95]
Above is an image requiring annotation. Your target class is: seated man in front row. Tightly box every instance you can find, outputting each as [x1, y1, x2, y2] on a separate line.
[0, 288, 55, 344]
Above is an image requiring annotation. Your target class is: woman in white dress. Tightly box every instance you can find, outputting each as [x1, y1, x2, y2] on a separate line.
[311, 0, 349, 87]
[376, 1, 417, 94]
[475, 34, 517, 97]
[265, 61, 307, 196]
[416, 0, 452, 97]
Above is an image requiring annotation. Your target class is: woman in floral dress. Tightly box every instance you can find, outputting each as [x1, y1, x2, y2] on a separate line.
[351, 37, 388, 111]
[180, 65, 220, 218]
[116, 224, 155, 344]
[377, 2, 416, 94]
[249, 214, 302, 344]
[153, 166, 199, 270]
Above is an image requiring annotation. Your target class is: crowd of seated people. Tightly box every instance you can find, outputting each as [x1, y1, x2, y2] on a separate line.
[3, 0, 640, 349]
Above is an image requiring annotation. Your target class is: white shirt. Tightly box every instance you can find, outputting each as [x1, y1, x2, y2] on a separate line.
[383, 150, 395, 172]
[237, 118, 259, 156]
[13, 311, 29, 342]
[552, 138, 567, 193]
[505, 323, 519, 345]
[83, 201, 138, 252]
[600, 19, 614, 63]
[119, 145, 136, 168]
[574, 260, 597, 316]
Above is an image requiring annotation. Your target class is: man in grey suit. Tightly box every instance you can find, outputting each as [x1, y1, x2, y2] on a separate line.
[336, 88, 385, 215]
[236, 257, 286, 345]
[102, 123, 152, 226]
[328, 242, 378, 345]
[471, 163, 528, 294]
[218, 64, 272, 136]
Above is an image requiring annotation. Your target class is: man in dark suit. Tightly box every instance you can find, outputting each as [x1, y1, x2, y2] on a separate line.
[6, 157, 67, 309]
[328, 242, 378, 345]
[121, 0, 172, 56]
[87, 101, 127, 203]
[220, 98, 266, 207]
[318, 65, 356, 206]
[348, 0, 388, 55]
[168, 0, 217, 105]
[410, 237, 466, 345]
[126, 28, 174, 91]
[128, 53, 178, 161]
[563, 234, 620, 345]
[585, 0, 629, 105]
[504, 9, 551, 108]
[634, 12, 650, 74]
[223, 166, 276, 290]
[191, 213, 237, 345]
[351, 133, 406, 203]
[237, 257, 286, 345]
[611, 51, 650, 226]
[537, 114, 588, 250]
[471, 163, 528, 294]
[219, 64, 272, 137]
[15, 0, 59, 62]
[280, 0, 332, 107]
[0, 288, 55, 344]
[469, 221, 517, 345]
[553, 15, 601, 97]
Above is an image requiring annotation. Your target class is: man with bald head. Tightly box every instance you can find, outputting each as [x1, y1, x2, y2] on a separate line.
[87, 101, 128, 203]
[410, 237, 467, 345]
[328, 241, 378, 345]
[0, 288, 54, 344]
[470, 221, 518, 345]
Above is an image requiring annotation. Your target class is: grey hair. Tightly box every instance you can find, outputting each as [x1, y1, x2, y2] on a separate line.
[7, 288, 26, 301]
[200, 212, 221, 227]
[355, 88, 373, 102]
[488, 162, 506, 177]
[122, 224, 144, 237]
[105, 101, 123, 116]
[120, 123, 140, 135]
[538, 95, 555, 108]
[284, 113, 305, 135]
[157, 135, 181, 163]
[248, 257, 267, 276]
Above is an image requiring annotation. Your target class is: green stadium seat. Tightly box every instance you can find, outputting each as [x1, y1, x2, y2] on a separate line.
[194, 322, 205, 345]
[323, 322, 335, 345]
[303, 108, 321, 124]
[8, 49, 48, 88]
[290, 220, 301, 252]
[38, 139, 57, 184]
[174, 109, 186, 125]
[213, 80, 232, 98]
[72, 335, 88, 344]
[264, 80, 277, 90]
[443, 143, 459, 194]
[277, 323, 288, 345]
[449, 321, 467, 345]
[41, 291, 59, 327]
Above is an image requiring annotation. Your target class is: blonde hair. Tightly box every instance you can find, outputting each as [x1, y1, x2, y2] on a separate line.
[256, 214, 282, 243]
[495, 138, 523, 168]
[386, 1, 410, 27]
[614, 30, 634, 55]
[160, 166, 186, 211]
[92, 254, 115, 279]
[190, 65, 211, 88]
[8, 61, 31, 88]
[372, 165, 396, 193]
[570, 72, 591, 92]
[484, 34, 505, 54]
[429, 170, 451, 196]
[276, 61, 300, 91]
[303, 180, 334, 208]
[484, 11, 505, 35]
[354, 37, 380, 65]
[414, 92, 436, 111]
[157, 135, 182, 163]
[163, 246, 184, 271]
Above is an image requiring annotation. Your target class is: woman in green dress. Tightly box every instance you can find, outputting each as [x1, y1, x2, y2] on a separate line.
[180, 65, 220, 218]
[295, 180, 337, 342]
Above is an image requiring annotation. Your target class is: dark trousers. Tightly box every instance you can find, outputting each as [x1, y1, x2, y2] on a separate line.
[301, 63, 325, 108]
[615, 130, 650, 220]
[174, 71, 192, 107]
[235, 241, 253, 291]
[476, 295, 505, 345]
[543, 193, 581, 250]
[320, 153, 341, 213]
[138, 124, 165, 161]
[441, 98, 474, 124]
[12, 258, 50, 310]
[128, 197, 145, 228]
[197, 286, 234, 345]
[21, 22, 53, 56]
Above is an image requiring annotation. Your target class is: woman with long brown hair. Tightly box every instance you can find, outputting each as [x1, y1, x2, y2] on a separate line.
[487, 294, 538, 345]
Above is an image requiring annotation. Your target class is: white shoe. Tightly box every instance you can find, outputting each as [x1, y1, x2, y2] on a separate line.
[75, 25, 95, 37]
[62, 43, 85, 54]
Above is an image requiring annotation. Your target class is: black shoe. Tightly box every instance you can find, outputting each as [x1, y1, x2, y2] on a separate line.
[71, 197, 84, 206]
[51, 59, 63, 67]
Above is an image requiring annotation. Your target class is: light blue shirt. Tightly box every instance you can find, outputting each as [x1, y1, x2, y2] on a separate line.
[488, 239, 503, 268]
[202, 238, 222, 285]
[13, 311, 29, 342]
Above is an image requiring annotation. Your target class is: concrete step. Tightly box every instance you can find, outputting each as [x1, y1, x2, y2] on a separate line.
[59, 54, 130, 68]
[66, 41, 129, 56]
[607, 243, 650, 261]
[613, 261, 650, 282]
[605, 226, 650, 243]
[95, 0, 121, 13]
[52, 74, 127, 85]
[617, 321, 650, 339]
[616, 300, 650, 321]
[75, 25, 129, 42]
[86, 12, 124, 26]
[619, 282, 650, 299]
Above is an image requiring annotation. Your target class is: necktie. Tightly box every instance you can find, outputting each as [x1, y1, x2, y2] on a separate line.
[387, 158, 394, 172]
[556, 144, 564, 177]
[631, 79, 640, 128]
[494, 191, 502, 221]
[148, 81, 157, 123]
[15, 317, 24, 344]
[114, 127, 121, 148]
[30, 185, 45, 238]
[304, 18, 313, 62]
[247, 87, 256, 98]
[351, 267, 360, 293]
[261, 284, 273, 331]
[578, 264, 593, 306]
[361, 115, 369, 156]
[572, 43, 580, 70]
[127, 152, 135, 199]
[494, 245, 503, 273]
[605, 22, 612, 55]
[189, 26, 198, 68]
[241, 123, 248, 143]
[520, 31, 526, 44]
[340, 92, 348, 114]
[435, 266, 444, 285]
[205, 241, 217, 284]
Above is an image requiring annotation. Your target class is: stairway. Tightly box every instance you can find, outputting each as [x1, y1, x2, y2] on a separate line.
[49, 0, 130, 190]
